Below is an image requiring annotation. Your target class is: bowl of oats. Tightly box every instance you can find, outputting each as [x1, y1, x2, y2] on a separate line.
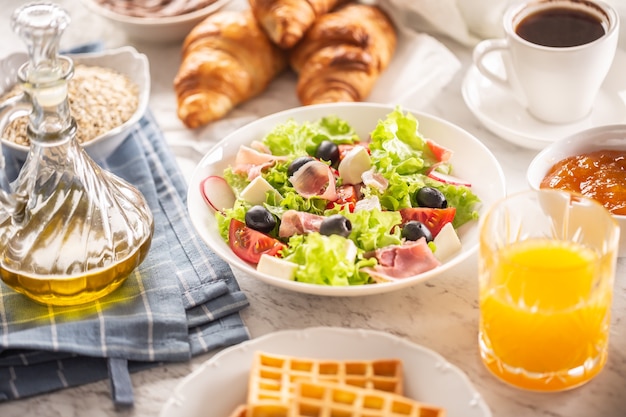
[0, 46, 149, 161]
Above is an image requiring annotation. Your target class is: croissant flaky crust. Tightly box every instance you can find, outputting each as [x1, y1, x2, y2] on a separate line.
[289, 3, 397, 105]
[174, 10, 288, 128]
[249, 0, 346, 49]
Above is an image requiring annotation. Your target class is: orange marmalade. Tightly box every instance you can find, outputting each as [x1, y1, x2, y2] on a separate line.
[540, 149, 625, 215]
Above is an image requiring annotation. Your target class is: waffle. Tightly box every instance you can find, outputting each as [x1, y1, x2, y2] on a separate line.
[238, 351, 404, 417]
[290, 380, 446, 417]
[248, 351, 404, 404]
[227, 404, 248, 417]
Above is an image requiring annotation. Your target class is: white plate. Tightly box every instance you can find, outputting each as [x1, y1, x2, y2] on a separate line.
[462, 48, 626, 151]
[187, 102, 506, 297]
[160, 327, 492, 417]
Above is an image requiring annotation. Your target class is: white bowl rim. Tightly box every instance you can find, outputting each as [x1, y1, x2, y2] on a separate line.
[526, 123, 626, 220]
[0, 46, 150, 157]
[79, 0, 233, 25]
[187, 102, 508, 296]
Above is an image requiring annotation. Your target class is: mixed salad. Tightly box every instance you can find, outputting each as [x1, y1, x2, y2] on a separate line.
[201, 107, 481, 286]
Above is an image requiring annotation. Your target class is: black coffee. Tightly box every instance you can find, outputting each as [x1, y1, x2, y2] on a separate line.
[516, 7, 606, 47]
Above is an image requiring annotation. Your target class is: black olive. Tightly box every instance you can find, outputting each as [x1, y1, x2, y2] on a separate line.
[319, 214, 352, 238]
[287, 156, 315, 177]
[315, 140, 340, 166]
[416, 186, 447, 209]
[401, 221, 433, 242]
[245, 205, 277, 233]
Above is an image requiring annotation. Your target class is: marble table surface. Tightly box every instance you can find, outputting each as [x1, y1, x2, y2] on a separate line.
[0, 1, 625, 416]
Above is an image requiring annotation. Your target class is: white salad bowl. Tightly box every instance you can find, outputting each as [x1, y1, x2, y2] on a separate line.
[187, 103, 506, 296]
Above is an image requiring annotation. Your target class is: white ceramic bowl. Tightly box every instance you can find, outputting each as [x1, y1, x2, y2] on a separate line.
[78, 0, 233, 44]
[527, 125, 626, 257]
[187, 103, 507, 297]
[0, 46, 149, 162]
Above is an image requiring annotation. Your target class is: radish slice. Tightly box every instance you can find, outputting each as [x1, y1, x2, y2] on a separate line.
[427, 169, 472, 187]
[200, 176, 236, 212]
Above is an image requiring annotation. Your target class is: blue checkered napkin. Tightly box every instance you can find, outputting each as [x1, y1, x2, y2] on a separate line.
[0, 110, 250, 406]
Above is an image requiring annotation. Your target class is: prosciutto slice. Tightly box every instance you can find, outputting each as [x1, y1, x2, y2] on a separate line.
[362, 239, 441, 282]
[289, 160, 338, 201]
[233, 145, 288, 180]
[361, 168, 388, 192]
[279, 210, 325, 238]
[249, 140, 271, 153]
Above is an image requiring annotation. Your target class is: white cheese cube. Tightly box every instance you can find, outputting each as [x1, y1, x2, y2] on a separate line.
[344, 239, 358, 264]
[338, 146, 371, 185]
[354, 196, 382, 212]
[257, 254, 298, 280]
[433, 222, 462, 262]
[240, 176, 282, 205]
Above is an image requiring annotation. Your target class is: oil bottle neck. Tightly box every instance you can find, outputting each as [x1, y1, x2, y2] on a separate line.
[12, 2, 74, 143]
[18, 56, 75, 143]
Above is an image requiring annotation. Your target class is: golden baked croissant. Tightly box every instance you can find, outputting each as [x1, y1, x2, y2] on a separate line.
[289, 3, 397, 105]
[249, 0, 348, 49]
[174, 10, 288, 128]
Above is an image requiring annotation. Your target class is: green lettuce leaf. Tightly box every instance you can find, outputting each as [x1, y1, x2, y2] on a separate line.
[369, 107, 438, 175]
[282, 233, 376, 286]
[262, 116, 359, 157]
[345, 208, 402, 252]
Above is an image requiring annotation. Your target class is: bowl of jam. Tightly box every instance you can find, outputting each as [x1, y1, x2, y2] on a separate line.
[527, 124, 625, 256]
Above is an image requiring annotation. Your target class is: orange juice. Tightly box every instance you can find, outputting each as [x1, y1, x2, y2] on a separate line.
[479, 238, 612, 391]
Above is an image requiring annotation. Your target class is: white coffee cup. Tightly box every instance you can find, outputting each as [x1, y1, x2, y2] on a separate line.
[473, 0, 620, 125]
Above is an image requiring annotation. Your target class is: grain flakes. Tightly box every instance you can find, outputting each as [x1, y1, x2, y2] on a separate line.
[0, 64, 139, 147]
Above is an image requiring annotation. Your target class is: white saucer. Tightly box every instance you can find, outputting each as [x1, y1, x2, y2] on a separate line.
[462, 48, 626, 151]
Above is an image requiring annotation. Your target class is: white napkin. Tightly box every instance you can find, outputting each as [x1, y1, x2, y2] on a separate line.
[380, 0, 626, 47]
[181, 1, 465, 157]
[376, 0, 510, 46]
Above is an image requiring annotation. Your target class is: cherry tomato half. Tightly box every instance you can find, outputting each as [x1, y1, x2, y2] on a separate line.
[326, 184, 358, 212]
[399, 207, 456, 237]
[228, 219, 285, 264]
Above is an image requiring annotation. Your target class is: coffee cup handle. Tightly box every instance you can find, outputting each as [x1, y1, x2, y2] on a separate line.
[473, 38, 528, 107]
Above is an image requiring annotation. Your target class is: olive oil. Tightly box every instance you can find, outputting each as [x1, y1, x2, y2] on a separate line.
[0, 235, 151, 306]
[0, 3, 154, 306]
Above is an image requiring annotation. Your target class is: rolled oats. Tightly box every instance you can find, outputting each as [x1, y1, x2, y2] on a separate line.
[0, 64, 139, 147]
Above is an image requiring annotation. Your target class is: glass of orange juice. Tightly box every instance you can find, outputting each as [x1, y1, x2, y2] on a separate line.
[478, 189, 620, 391]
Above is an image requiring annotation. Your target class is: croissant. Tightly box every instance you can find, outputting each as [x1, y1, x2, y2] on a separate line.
[174, 10, 288, 128]
[248, 0, 347, 49]
[289, 3, 397, 105]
